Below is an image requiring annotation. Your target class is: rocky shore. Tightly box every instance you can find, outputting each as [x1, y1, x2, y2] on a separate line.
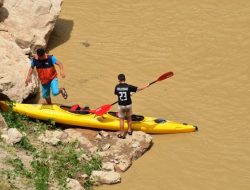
[0, 110, 152, 189]
[0, 1, 153, 189]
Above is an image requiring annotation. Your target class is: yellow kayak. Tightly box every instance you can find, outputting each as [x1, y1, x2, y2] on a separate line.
[0, 101, 198, 134]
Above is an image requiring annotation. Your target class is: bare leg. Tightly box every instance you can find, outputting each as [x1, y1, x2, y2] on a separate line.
[127, 107, 133, 135]
[45, 97, 52, 105]
[118, 118, 126, 138]
[127, 116, 133, 135]
[120, 118, 125, 133]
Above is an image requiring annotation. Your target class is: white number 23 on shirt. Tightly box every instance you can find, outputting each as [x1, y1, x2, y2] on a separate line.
[119, 92, 127, 101]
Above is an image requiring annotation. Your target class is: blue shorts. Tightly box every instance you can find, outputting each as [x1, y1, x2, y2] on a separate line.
[41, 78, 60, 99]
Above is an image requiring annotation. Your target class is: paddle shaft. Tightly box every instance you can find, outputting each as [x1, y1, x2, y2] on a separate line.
[94, 71, 174, 115]
[149, 80, 158, 86]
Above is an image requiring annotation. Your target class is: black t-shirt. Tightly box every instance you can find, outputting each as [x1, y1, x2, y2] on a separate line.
[114, 83, 138, 106]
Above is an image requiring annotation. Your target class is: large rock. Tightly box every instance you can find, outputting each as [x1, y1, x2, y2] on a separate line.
[0, 32, 38, 102]
[1, 128, 23, 145]
[2, 0, 63, 52]
[63, 129, 95, 149]
[0, 0, 63, 102]
[67, 178, 85, 190]
[94, 130, 153, 172]
[91, 171, 121, 185]
[38, 130, 66, 145]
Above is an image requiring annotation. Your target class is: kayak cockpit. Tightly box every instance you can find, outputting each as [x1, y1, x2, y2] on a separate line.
[60, 104, 145, 122]
[60, 104, 91, 114]
[108, 111, 145, 121]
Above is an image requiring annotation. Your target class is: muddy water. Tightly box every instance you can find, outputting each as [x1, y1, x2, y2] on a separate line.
[47, 0, 250, 189]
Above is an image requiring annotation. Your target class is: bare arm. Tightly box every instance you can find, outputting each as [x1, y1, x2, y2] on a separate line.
[25, 67, 34, 86]
[55, 61, 65, 78]
[137, 83, 150, 92]
[130, 83, 150, 95]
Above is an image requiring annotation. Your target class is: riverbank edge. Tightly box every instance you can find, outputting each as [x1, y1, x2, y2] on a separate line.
[0, 105, 153, 190]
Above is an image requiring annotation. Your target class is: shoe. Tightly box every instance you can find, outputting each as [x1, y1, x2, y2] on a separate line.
[117, 133, 126, 139]
[61, 88, 68, 99]
[127, 130, 133, 135]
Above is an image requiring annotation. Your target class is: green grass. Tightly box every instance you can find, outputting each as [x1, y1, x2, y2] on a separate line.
[6, 157, 32, 179]
[1, 101, 29, 132]
[3, 140, 102, 190]
[1, 101, 56, 136]
[83, 155, 102, 176]
[15, 136, 36, 153]
[83, 155, 102, 189]
[50, 141, 102, 189]
[1, 102, 102, 190]
[31, 159, 50, 190]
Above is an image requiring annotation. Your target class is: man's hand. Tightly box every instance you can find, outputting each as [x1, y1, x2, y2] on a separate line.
[60, 72, 65, 78]
[137, 83, 150, 91]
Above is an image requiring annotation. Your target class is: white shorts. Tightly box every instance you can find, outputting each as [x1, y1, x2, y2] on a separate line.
[118, 104, 132, 119]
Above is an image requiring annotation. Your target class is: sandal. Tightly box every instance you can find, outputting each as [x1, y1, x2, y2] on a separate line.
[127, 130, 133, 135]
[61, 88, 68, 99]
[117, 133, 126, 139]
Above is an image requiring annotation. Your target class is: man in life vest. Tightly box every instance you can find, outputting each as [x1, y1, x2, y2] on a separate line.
[25, 48, 68, 104]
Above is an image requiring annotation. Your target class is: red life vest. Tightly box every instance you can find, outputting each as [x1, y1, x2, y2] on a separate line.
[32, 55, 57, 84]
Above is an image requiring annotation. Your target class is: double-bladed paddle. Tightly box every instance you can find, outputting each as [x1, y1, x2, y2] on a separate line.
[93, 71, 174, 116]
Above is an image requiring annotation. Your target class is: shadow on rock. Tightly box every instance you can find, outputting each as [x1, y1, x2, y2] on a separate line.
[23, 92, 41, 104]
[0, 93, 10, 101]
[0, 7, 9, 22]
[47, 18, 74, 51]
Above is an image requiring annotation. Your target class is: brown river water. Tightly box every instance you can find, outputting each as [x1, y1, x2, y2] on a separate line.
[46, 0, 250, 189]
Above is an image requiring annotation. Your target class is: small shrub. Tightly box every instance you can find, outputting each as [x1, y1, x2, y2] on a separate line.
[83, 155, 102, 176]
[1, 101, 29, 132]
[47, 119, 56, 129]
[83, 155, 102, 190]
[31, 159, 50, 190]
[84, 179, 94, 190]
[6, 158, 32, 178]
[15, 136, 36, 152]
[50, 141, 83, 188]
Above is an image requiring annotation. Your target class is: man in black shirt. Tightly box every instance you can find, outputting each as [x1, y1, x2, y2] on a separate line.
[114, 74, 149, 139]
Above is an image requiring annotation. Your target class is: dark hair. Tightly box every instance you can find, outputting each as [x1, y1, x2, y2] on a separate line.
[118, 74, 126, 81]
[37, 48, 45, 57]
